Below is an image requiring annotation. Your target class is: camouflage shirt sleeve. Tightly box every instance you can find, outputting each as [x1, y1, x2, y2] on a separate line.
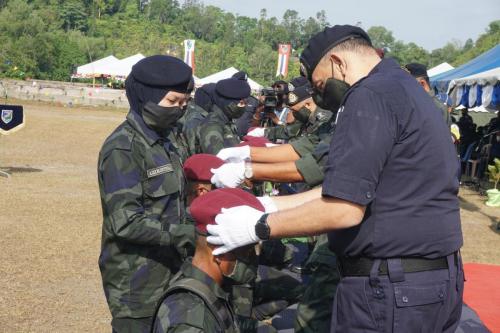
[99, 149, 175, 246]
[289, 136, 316, 157]
[265, 122, 303, 142]
[198, 122, 226, 155]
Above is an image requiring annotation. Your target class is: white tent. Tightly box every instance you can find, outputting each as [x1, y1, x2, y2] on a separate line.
[427, 62, 454, 77]
[197, 67, 263, 91]
[75, 55, 119, 77]
[105, 53, 145, 77]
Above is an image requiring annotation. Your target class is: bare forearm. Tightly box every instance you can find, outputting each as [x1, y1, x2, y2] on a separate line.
[272, 187, 322, 211]
[267, 197, 366, 238]
[251, 162, 304, 182]
[250, 145, 300, 163]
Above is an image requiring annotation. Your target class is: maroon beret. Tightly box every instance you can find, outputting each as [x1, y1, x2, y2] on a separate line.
[183, 154, 224, 182]
[239, 135, 271, 147]
[190, 188, 265, 233]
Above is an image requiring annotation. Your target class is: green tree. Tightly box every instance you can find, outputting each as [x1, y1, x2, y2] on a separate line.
[453, 20, 500, 66]
[282, 9, 302, 47]
[367, 26, 395, 51]
[60, 1, 88, 32]
[145, 0, 179, 24]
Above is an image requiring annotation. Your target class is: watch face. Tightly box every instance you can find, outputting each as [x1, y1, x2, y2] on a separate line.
[255, 216, 270, 240]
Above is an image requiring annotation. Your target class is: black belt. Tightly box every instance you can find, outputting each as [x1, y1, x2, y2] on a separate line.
[338, 255, 451, 277]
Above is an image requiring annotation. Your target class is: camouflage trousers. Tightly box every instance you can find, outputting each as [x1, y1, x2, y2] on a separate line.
[294, 263, 340, 333]
[111, 316, 152, 333]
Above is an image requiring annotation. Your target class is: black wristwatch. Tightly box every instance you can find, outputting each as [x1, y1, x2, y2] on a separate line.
[255, 213, 271, 240]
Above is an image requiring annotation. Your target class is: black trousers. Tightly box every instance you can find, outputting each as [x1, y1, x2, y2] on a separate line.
[330, 254, 464, 333]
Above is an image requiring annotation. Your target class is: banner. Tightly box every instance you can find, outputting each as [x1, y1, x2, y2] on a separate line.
[183, 39, 196, 73]
[276, 44, 291, 77]
[0, 104, 24, 135]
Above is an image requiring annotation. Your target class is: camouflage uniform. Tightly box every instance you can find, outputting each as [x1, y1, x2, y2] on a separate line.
[195, 105, 241, 155]
[97, 110, 196, 330]
[430, 90, 451, 126]
[181, 101, 210, 156]
[264, 121, 304, 143]
[152, 262, 239, 333]
[294, 235, 339, 333]
[266, 107, 333, 145]
[288, 118, 341, 333]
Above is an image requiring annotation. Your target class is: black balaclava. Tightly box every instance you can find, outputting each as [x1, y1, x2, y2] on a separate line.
[194, 83, 216, 112]
[213, 92, 242, 119]
[125, 74, 169, 116]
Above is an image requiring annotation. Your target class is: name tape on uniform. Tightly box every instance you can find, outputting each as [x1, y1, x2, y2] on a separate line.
[147, 164, 173, 178]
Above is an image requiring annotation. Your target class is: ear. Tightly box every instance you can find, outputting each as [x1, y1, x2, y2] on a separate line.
[195, 183, 211, 197]
[329, 53, 342, 66]
[304, 99, 313, 109]
[329, 52, 346, 76]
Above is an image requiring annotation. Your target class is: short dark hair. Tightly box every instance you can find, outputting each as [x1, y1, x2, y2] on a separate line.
[322, 37, 375, 63]
[331, 37, 374, 54]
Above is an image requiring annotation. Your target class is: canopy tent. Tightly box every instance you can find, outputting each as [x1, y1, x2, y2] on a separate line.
[105, 53, 145, 78]
[74, 55, 119, 78]
[431, 45, 500, 94]
[197, 67, 263, 92]
[449, 67, 500, 88]
[427, 62, 454, 77]
[431, 45, 500, 110]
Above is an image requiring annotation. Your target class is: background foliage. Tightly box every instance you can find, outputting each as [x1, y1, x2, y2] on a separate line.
[0, 0, 498, 85]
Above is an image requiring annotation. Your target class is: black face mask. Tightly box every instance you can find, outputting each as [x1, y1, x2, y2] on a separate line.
[142, 101, 185, 132]
[313, 60, 350, 112]
[224, 103, 246, 119]
[312, 78, 350, 112]
[293, 106, 312, 124]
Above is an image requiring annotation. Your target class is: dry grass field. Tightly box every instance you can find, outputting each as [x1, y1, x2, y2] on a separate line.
[0, 99, 499, 332]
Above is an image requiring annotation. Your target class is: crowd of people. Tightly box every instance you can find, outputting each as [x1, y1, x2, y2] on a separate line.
[455, 108, 500, 181]
[97, 25, 468, 333]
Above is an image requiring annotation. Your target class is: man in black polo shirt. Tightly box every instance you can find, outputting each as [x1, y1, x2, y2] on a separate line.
[207, 25, 463, 332]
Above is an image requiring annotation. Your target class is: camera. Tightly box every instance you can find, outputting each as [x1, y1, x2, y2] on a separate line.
[261, 88, 278, 111]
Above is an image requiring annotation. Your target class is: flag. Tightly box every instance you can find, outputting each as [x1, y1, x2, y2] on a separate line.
[0, 104, 24, 135]
[183, 39, 195, 73]
[276, 44, 291, 77]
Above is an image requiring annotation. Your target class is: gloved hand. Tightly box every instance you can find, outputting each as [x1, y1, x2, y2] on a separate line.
[216, 145, 251, 162]
[257, 196, 278, 213]
[207, 205, 263, 255]
[210, 161, 245, 188]
[247, 127, 266, 137]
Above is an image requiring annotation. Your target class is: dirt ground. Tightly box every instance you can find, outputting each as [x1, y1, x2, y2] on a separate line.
[0, 100, 499, 332]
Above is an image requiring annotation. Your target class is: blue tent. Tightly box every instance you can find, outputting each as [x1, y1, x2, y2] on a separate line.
[431, 44, 500, 94]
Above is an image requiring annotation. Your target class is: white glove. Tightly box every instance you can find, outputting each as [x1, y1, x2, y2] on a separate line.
[210, 161, 245, 188]
[207, 206, 263, 255]
[247, 127, 266, 137]
[257, 196, 278, 213]
[265, 143, 279, 147]
[216, 145, 251, 162]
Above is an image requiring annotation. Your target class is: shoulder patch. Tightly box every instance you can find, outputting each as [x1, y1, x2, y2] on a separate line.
[316, 109, 333, 122]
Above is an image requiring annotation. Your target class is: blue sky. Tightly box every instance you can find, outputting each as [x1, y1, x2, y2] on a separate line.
[201, 0, 500, 50]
